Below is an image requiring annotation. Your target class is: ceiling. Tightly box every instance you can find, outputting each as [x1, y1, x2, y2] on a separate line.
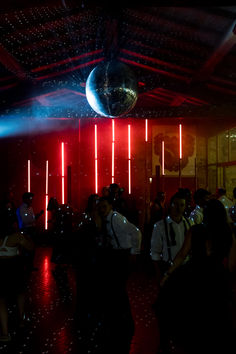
[0, 1, 236, 129]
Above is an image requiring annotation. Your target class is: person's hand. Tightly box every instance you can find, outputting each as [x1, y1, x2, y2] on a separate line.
[160, 272, 170, 287]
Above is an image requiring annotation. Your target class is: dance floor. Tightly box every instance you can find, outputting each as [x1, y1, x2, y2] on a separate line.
[0, 246, 160, 354]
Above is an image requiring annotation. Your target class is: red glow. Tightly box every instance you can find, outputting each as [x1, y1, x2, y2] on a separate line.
[45, 160, 48, 230]
[95, 125, 98, 194]
[112, 119, 115, 183]
[179, 124, 182, 159]
[61, 142, 65, 204]
[28, 160, 30, 192]
[120, 49, 193, 74]
[119, 57, 190, 83]
[162, 141, 165, 176]
[128, 125, 131, 194]
[43, 256, 49, 297]
[35, 58, 105, 81]
[145, 119, 148, 142]
[32, 49, 103, 72]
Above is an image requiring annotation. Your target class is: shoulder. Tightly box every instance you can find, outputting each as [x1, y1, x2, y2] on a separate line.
[153, 219, 165, 231]
[112, 211, 126, 222]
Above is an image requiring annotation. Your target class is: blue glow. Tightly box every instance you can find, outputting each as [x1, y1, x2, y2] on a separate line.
[0, 105, 74, 138]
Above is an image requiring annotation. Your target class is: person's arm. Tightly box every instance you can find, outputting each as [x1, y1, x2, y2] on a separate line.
[35, 209, 44, 220]
[114, 213, 142, 255]
[160, 228, 192, 286]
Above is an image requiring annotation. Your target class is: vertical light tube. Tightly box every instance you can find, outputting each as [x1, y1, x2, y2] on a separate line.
[45, 160, 48, 230]
[179, 124, 182, 159]
[61, 142, 65, 204]
[128, 124, 131, 194]
[145, 119, 148, 142]
[95, 125, 98, 194]
[162, 141, 165, 176]
[27, 160, 30, 192]
[112, 119, 115, 183]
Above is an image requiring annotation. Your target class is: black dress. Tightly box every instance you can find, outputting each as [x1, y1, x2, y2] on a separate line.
[157, 224, 234, 354]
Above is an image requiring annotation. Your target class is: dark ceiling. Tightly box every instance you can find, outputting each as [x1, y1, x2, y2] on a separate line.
[0, 1, 236, 128]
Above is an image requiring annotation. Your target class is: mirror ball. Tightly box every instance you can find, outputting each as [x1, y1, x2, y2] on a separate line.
[85, 60, 138, 118]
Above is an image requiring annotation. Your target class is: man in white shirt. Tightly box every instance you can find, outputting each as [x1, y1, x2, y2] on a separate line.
[97, 196, 142, 354]
[151, 191, 193, 353]
[189, 188, 211, 225]
[98, 196, 142, 255]
[151, 191, 193, 281]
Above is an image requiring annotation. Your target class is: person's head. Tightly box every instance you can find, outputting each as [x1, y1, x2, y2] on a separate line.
[156, 191, 166, 203]
[47, 197, 59, 211]
[109, 183, 120, 199]
[98, 196, 113, 218]
[86, 194, 99, 213]
[101, 186, 110, 197]
[22, 192, 34, 206]
[203, 198, 228, 226]
[169, 192, 186, 221]
[193, 188, 211, 207]
[216, 188, 226, 198]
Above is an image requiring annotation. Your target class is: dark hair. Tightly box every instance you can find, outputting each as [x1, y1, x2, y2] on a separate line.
[193, 188, 210, 203]
[86, 194, 99, 213]
[99, 196, 113, 205]
[22, 192, 34, 201]
[203, 198, 227, 225]
[170, 191, 186, 205]
[217, 188, 226, 196]
[202, 198, 232, 258]
[47, 197, 59, 211]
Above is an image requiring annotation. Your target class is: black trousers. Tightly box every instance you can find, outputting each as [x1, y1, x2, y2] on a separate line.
[96, 248, 134, 353]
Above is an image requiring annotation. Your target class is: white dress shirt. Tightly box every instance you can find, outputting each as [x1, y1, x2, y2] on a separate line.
[17, 203, 35, 229]
[106, 210, 142, 255]
[189, 205, 204, 225]
[151, 216, 193, 262]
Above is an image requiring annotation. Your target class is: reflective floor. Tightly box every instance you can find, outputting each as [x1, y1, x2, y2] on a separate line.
[0, 246, 159, 354]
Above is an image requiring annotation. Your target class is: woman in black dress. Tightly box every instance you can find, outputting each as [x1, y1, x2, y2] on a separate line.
[157, 198, 234, 354]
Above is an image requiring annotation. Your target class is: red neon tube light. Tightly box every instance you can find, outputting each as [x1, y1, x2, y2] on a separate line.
[112, 119, 115, 183]
[95, 125, 98, 194]
[61, 142, 65, 204]
[145, 119, 148, 142]
[28, 160, 30, 192]
[128, 125, 131, 194]
[45, 160, 48, 230]
[161, 141, 165, 175]
[179, 124, 182, 159]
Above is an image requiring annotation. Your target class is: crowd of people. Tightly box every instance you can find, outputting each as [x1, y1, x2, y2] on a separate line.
[0, 184, 235, 353]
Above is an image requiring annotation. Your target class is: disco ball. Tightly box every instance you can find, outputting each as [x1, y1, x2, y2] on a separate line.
[85, 60, 138, 118]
